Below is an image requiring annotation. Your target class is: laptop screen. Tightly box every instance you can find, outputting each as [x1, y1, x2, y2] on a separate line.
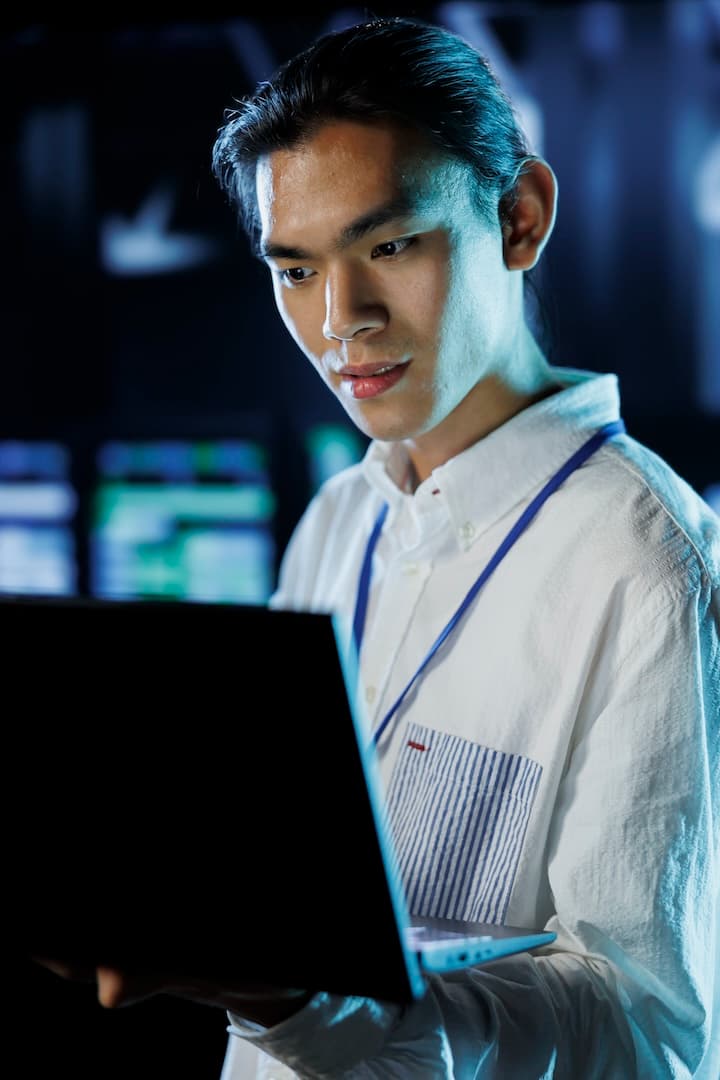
[7, 595, 425, 1003]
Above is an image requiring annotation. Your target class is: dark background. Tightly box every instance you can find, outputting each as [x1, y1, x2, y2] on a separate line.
[3, 2, 719, 578]
[5, 2, 719, 1077]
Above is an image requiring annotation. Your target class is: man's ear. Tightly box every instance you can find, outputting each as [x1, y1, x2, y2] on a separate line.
[501, 158, 558, 271]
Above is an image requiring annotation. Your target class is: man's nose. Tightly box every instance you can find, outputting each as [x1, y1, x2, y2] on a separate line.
[322, 264, 387, 342]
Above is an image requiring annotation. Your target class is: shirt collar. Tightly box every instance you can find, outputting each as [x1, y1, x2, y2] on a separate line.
[361, 367, 622, 549]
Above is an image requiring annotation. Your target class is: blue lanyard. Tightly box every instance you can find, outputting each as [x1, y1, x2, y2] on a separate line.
[352, 419, 626, 747]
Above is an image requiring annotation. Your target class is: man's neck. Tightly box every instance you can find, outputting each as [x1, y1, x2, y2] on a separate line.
[403, 372, 561, 486]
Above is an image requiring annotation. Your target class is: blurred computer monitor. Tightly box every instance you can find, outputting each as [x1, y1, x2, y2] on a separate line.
[90, 437, 276, 604]
[0, 440, 78, 596]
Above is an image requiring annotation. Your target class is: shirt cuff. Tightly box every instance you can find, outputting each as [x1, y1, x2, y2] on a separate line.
[226, 992, 406, 1075]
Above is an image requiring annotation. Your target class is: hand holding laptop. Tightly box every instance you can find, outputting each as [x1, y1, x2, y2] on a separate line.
[34, 957, 316, 1027]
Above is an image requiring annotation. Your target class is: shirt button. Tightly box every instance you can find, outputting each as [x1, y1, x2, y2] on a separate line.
[402, 562, 419, 575]
[459, 521, 476, 540]
[366, 685, 377, 704]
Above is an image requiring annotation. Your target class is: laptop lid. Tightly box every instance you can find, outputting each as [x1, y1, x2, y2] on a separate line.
[7, 594, 553, 1004]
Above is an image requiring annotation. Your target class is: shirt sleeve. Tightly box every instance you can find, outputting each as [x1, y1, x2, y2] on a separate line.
[222, 568, 719, 1078]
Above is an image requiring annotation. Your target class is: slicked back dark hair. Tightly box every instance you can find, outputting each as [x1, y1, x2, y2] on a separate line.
[211, 16, 534, 249]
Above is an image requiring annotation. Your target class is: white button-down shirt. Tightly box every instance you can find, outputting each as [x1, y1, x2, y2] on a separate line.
[223, 367, 719, 1079]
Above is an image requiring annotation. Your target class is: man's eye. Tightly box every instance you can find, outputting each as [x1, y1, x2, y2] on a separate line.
[280, 266, 314, 285]
[371, 237, 415, 259]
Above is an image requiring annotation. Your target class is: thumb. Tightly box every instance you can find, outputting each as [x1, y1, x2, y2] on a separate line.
[96, 967, 162, 1009]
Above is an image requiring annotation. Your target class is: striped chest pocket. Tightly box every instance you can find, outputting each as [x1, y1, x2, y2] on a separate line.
[385, 722, 542, 925]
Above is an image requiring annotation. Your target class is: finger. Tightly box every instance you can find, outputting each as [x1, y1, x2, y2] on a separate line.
[95, 967, 163, 1009]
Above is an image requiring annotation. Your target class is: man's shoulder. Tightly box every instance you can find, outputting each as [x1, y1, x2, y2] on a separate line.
[304, 460, 372, 515]
[288, 460, 377, 547]
[594, 434, 720, 595]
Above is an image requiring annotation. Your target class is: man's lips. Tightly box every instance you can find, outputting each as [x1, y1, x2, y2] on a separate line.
[335, 359, 410, 378]
[335, 359, 411, 400]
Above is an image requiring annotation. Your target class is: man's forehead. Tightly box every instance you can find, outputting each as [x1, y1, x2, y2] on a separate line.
[258, 123, 430, 188]
[255, 121, 472, 236]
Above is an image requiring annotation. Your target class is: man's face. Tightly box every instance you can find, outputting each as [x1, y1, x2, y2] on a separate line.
[256, 120, 519, 456]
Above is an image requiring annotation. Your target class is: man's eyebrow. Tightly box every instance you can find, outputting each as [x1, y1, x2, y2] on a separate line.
[256, 240, 311, 262]
[256, 196, 417, 262]
[336, 196, 416, 249]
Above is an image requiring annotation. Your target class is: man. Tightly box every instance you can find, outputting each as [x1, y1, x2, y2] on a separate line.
[41, 15, 719, 1078]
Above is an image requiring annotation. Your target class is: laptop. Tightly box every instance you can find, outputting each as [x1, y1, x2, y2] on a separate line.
[6, 593, 556, 1004]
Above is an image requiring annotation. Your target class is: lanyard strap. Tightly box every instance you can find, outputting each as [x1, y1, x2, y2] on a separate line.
[352, 500, 388, 657]
[351, 419, 626, 747]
